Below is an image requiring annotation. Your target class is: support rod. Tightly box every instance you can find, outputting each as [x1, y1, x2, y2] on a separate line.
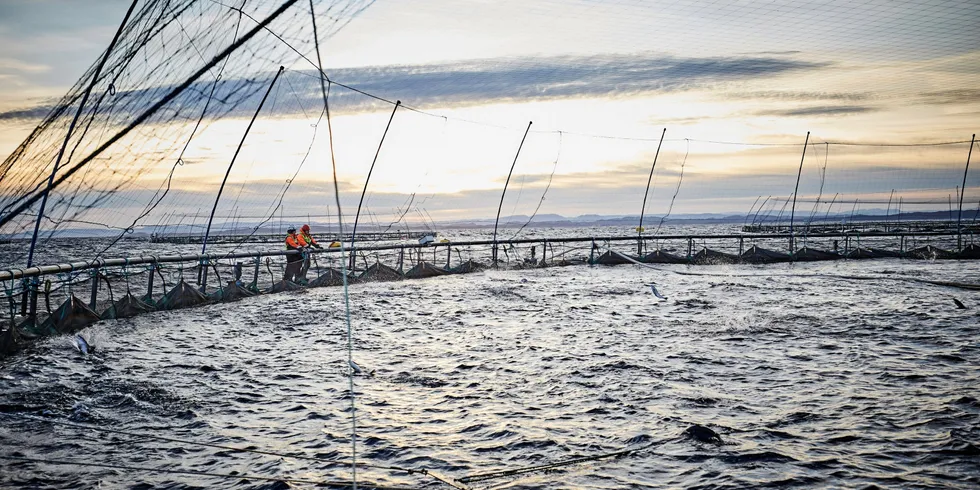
[958, 134, 975, 251]
[492, 121, 532, 265]
[25, 0, 139, 269]
[637, 128, 666, 254]
[789, 131, 810, 255]
[201, 66, 283, 255]
[0, 0, 302, 229]
[349, 101, 401, 268]
[199, 66, 283, 290]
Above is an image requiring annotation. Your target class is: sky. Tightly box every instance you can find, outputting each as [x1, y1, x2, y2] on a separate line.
[0, 0, 978, 233]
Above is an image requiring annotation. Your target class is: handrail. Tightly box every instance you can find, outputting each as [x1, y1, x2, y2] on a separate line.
[0, 229, 970, 282]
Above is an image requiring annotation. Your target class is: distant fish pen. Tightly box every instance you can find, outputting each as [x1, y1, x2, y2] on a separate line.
[3, 227, 978, 358]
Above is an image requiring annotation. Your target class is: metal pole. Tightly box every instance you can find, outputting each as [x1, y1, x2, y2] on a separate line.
[637, 128, 666, 254]
[0, 0, 303, 230]
[199, 66, 284, 290]
[146, 263, 155, 301]
[350, 101, 401, 268]
[24, 0, 138, 270]
[789, 132, 810, 255]
[89, 270, 99, 310]
[492, 121, 533, 266]
[958, 134, 975, 251]
[885, 189, 894, 232]
[20, 0, 138, 314]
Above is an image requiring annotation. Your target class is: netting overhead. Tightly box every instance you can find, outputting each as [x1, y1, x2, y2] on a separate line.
[0, 0, 977, 264]
[0, 0, 372, 260]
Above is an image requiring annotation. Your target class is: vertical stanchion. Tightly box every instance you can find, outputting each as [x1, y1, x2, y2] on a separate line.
[199, 65, 284, 291]
[146, 263, 155, 302]
[958, 134, 975, 251]
[789, 132, 810, 257]
[492, 121, 533, 267]
[637, 128, 666, 255]
[89, 270, 99, 310]
[27, 279, 38, 324]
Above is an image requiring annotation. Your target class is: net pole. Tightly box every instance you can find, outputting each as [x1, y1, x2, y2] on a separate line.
[0, 0, 302, 230]
[789, 131, 810, 256]
[24, 0, 139, 270]
[492, 121, 532, 266]
[349, 101, 401, 269]
[199, 66, 284, 291]
[958, 134, 975, 251]
[637, 128, 666, 255]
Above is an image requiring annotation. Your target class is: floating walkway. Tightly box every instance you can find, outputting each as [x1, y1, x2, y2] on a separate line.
[2, 230, 977, 357]
[149, 231, 436, 244]
[742, 220, 978, 235]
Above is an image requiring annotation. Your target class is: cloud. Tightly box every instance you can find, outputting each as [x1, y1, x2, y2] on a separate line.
[917, 89, 980, 105]
[726, 91, 872, 102]
[0, 52, 830, 122]
[327, 53, 829, 109]
[755, 105, 877, 117]
[0, 58, 50, 73]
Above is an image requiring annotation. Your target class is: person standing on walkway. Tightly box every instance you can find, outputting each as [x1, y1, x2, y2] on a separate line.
[298, 224, 322, 281]
[284, 227, 305, 283]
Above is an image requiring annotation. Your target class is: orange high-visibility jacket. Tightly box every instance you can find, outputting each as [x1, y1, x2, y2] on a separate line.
[300, 232, 317, 247]
[285, 233, 303, 249]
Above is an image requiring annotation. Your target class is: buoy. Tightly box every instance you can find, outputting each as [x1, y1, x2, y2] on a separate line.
[329, 241, 341, 248]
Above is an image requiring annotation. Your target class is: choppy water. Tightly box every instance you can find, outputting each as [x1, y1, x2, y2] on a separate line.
[2, 257, 979, 488]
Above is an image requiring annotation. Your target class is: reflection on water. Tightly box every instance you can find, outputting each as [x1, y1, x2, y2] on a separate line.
[1, 236, 979, 488]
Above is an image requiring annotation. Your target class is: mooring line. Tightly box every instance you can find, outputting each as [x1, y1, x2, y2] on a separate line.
[0, 455, 415, 489]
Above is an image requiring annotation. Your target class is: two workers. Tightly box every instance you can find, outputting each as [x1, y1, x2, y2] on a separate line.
[284, 224, 321, 283]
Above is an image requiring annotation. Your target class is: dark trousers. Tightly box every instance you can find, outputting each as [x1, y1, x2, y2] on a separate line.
[284, 256, 303, 282]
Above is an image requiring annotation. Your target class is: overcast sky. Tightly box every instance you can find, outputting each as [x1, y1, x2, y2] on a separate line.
[0, 0, 977, 231]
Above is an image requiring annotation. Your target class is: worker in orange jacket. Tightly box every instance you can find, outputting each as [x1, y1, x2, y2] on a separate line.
[284, 227, 305, 283]
[298, 224, 321, 281]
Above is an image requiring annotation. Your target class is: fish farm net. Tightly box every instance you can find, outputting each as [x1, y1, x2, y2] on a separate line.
[1, 0, 979, 488]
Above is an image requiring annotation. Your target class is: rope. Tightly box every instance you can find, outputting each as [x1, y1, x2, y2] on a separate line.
[309, 4, 360, 488]
[510, 130, 562, 240]
[653, 138, 689, 237]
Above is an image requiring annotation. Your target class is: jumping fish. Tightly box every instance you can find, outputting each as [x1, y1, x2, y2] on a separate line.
[349, 360, 375, 377]
[74, 334, 93, 355]
[953, 298, 966, 309]
[645, 283, 667, 300]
